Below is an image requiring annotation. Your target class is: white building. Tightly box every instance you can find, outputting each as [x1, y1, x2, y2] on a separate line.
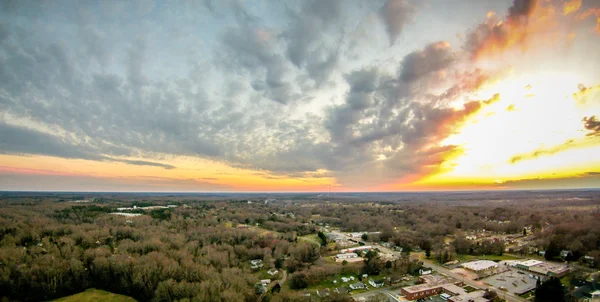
[461, 260, 498, 272]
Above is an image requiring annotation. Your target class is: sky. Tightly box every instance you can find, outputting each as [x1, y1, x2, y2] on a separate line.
[1, 0, 600, 192]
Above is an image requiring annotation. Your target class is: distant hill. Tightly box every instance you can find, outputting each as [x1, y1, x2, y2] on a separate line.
[53, 288, 136, 302]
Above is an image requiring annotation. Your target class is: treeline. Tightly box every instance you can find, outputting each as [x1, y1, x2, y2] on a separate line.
[0, 203, 322, 301]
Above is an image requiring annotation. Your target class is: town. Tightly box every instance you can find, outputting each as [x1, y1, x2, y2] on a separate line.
[1, 190, 599, 302]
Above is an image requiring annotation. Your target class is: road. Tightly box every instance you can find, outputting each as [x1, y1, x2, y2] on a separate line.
[422, 259, 528, 302]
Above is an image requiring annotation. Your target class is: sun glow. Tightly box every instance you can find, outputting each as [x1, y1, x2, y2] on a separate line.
[423, 71, 600, 186]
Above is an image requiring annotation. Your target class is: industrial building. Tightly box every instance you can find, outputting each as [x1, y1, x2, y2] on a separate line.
[508, 259, 570, 278]
[461, 260, 499, 273]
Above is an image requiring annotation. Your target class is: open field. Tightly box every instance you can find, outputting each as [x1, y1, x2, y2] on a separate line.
[53, 289, 136, 302]
[456, 254, 523, 262]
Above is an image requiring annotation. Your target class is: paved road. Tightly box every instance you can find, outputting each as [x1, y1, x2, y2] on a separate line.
[422, 259, 528, 302]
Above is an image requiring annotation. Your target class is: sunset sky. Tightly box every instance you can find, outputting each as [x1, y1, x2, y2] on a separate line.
[1, 0, 600, 192]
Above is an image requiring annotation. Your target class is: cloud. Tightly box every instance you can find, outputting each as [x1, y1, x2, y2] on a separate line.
[1, 0, 598, 191]
[509, 134, 600, 164]
[0, 168, 229, 192]
[583, 116, 600, 136]
[465, 0, 538, 59]
[564, 0, 582, 15]
[399, 41, 455, 83]
[494, 173, 600, 189]
[379, 0, 415, 45]
[0, 122, 175, 169]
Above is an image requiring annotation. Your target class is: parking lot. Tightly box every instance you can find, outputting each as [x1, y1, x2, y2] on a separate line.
[481, 270, 537, 295]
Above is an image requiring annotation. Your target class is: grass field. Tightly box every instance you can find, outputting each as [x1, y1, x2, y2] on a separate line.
[456, 254, 522, 261]
[53, 288, 137, 302]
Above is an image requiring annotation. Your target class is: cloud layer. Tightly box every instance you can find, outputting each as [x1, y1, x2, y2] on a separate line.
[1, 0, 599, 190]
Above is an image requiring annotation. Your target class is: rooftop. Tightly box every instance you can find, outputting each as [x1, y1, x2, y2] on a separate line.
[518, 259, 543, 267]
[461, 260, 498, 271]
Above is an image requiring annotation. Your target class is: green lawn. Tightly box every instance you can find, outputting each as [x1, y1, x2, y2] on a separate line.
[53, 288, 137, 302]
[456, 254, 522, 261]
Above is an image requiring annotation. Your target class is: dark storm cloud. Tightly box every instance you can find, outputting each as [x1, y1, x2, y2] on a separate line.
[399, 41, 455, 83]
[583, 116, 600, 136]
[379, 0, 415, 45]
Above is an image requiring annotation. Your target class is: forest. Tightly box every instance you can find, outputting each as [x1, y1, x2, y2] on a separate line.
[0, 190, 599, 301]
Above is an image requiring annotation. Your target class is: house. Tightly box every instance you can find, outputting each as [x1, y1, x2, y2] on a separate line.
[419, 268, 433, 275]
[316, 288, 331, 297]
[368, 279, 385, 288]
[267, 268, 279, 276]
[250, 259, 263, 269]
[341, 277, 350, 283]
[260, 279, 271, 286]
[569, 280, 600, 302]
[539, 250, 546, 256]
[561, 250, 572, 259]
[349, 282, 365, 290]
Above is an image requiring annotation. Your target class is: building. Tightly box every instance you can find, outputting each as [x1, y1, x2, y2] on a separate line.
[341, 246, 372, 253]
[260, 279, 271, 286]
[267, 268, 279, 276]
[350, 282, 365, 290]
[448, 290, 489, 302]
[316, 289, 331, 297]
[368, 279, 385, 288]
[250, 259, 263, 269]
[419, 268, 433, 275]
[401, 275, 464, 300]
[512, 259, 570, 278]
[461, 260, 498, 273]
[336, 252, 358, 259]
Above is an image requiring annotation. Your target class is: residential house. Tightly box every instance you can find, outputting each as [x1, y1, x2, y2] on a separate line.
[250, 259, 264, 269]
[368, 279, 385, 288]
[349, 282, 365, 290]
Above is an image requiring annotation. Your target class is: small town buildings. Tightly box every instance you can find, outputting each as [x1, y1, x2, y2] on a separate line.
[349, 282, 365, 290]
[461, 260, 498, 273]
[368, 279, 385, 288]
[267, 268, 279, 276]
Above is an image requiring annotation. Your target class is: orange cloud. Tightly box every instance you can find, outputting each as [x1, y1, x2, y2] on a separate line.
[563, 0, 582, 15]
[580, 8, 600, 34]
[467, 0, 585, 60]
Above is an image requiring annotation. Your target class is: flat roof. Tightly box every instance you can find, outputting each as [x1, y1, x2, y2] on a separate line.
[461, 260, 498, 271]
[402, 283, 446, 294]
[518, 259, 543, 267]
[442, 284, 467, 295]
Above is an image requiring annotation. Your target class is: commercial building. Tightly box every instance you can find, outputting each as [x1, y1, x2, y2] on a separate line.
[510, 259, 570, 278]
[401, 275, 464, 300]
[461, 260, 499, 273]
[448, 290, 489, 302]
